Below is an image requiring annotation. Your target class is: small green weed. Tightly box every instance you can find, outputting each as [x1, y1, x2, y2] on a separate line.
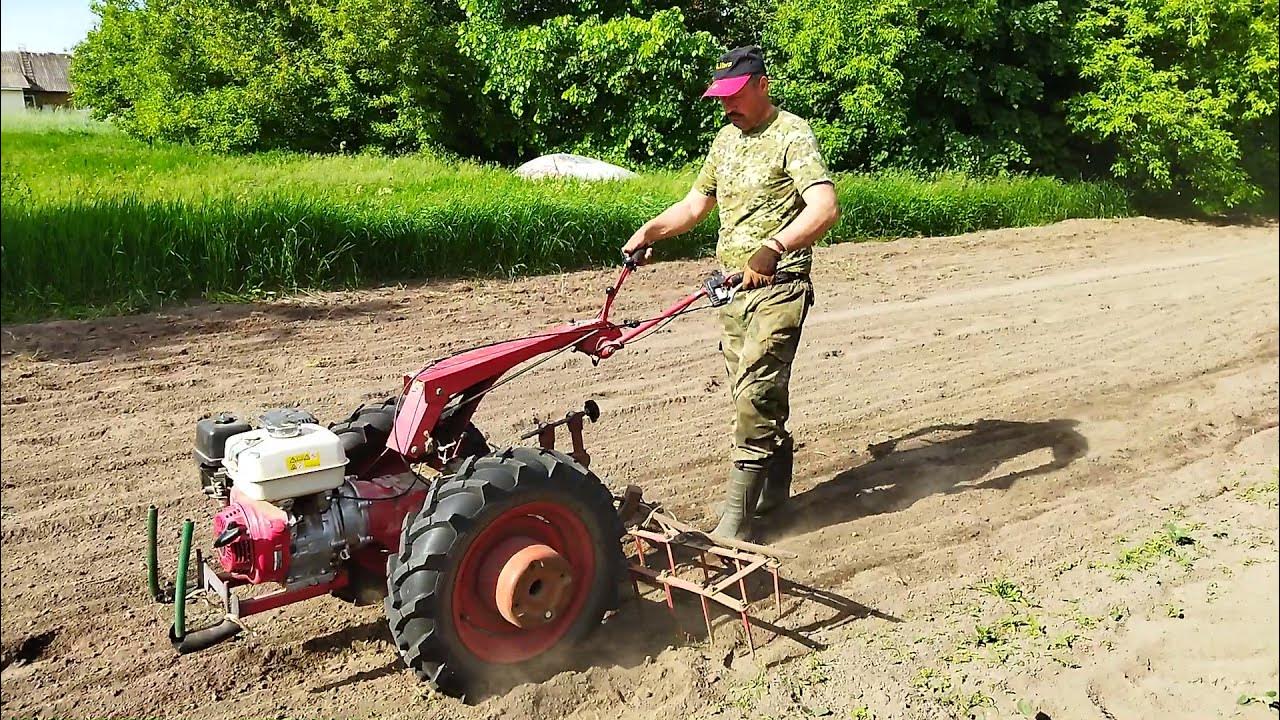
[973, 614, 1043, 646]
[1237, 689, 1278, 707]
[952, 690, 995, 718]
[1106, 521, 1200, 576]
[1239, 475, 1279, 508]
[975, 577, 1035, 605]
[796, 654, 831, 687]
[1050, 632, 1080, 650]
[1107, 604, 1130, 624]
[912, 667, 951, 691]
[1071, 609, 1100, 629]
[1052, 559, 1079, 577]
[727, 671, 770, 713]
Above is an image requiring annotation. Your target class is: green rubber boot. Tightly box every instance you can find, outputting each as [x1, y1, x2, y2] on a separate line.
[754, 437, 793, 517]
[711, 463, 767, 541]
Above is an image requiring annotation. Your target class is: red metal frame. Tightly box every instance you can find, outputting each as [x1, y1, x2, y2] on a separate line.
[199, 561, 350, 619]
[387, 264, 715, 462]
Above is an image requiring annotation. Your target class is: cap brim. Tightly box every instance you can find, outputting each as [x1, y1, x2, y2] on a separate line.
[702, 74, 752, 98]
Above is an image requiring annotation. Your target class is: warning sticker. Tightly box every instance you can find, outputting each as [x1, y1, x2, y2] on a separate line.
[285, 451, 322, 472]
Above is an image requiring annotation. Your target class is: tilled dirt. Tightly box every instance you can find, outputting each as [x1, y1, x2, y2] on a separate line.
[1, 217, 1277, 720]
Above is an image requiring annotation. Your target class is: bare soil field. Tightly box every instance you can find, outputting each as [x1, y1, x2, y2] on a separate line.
[1, 217, 1277, 720]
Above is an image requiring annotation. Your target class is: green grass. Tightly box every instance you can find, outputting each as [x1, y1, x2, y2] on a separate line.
[1, 114, 1131, 322]
[0, 108, 113, 134]
[1104, 521, 1200, 577]
[974, 577, 1035, 606]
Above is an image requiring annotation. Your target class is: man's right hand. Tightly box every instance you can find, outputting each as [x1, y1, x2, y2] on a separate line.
[622, 229, 654, 265]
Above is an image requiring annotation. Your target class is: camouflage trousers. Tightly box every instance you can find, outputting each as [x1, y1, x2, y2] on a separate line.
[720, 278, 814, 468]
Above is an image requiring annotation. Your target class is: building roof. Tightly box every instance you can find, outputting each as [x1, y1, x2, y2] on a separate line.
[1, 51, 72, 93]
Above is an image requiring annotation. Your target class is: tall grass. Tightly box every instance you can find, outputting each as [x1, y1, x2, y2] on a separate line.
[0, 115, 1130, 321]
[0, 108, 112, 134]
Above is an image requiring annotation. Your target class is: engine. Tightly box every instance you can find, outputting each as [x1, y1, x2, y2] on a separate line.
[193, 407, 425, 593]
[211, 480, 396, 586]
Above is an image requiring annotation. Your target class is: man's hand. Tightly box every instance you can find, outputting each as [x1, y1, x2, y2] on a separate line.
[622, 230, 654, 265]
[740, 267, 772, 289]
[740, 244, 781, 289]
[620, 189, 717, 266]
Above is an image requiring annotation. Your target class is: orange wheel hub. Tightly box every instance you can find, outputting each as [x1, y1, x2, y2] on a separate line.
[479, 537, 574, 628]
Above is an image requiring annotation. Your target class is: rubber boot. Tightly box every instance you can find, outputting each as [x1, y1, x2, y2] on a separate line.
[711, 463, 767, 541]
[754, 437, 793, 516]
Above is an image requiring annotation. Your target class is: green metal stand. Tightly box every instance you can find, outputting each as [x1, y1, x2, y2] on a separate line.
[173, 519, 194, 640]
[146, 505, 161, 601]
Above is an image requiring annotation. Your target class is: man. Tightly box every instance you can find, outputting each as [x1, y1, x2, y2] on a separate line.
[621, 45, 840, 541]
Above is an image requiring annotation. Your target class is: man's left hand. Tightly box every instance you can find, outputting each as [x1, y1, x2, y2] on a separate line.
[740, 244, 781, 289]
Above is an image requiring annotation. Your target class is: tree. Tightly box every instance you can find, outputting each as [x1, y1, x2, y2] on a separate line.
[763, 0, 1089, 176]
[1068, 0, 1279, 210]
[72, 0, 508, 155]
[458, 3, 723, 165]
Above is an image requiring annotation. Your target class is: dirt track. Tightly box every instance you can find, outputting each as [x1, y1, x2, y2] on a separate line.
[2, 217, 1277, 719]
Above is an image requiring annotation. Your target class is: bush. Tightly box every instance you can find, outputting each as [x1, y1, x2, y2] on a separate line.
[457, 5, 723, 165]
[71, 0, 507, 155]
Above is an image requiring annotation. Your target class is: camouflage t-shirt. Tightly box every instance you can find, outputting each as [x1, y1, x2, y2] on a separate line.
[692, 109, 833, 275]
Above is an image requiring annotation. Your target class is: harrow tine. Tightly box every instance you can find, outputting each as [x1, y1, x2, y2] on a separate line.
[697, 550, 714, 641]
[733, 557, 755, 661]
[699, 594, 714, 642]
[770, 565, 782, 621]
[662, 539, 683, 639]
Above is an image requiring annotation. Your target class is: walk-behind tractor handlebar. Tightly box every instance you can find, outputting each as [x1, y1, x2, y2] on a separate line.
[385, 257, 738, 466]
[147, 255, 746, 695]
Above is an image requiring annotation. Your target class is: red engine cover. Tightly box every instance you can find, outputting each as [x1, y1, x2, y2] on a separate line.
[213, 489, 291, 584]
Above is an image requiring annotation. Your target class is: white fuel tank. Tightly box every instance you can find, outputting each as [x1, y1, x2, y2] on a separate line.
[223, 423, 348, 502]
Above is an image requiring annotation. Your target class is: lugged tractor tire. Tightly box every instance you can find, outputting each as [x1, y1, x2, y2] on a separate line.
[384, 446, 625, 696]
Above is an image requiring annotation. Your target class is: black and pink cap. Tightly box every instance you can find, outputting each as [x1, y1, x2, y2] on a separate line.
[703, 45, 766, 98]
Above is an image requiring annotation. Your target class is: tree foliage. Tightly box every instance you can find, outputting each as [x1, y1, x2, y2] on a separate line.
[1067, 0, 1279, 210]
[458, 3, 723, 165]
[70, 0, 1278, 211]
[72, 0, 503, 154]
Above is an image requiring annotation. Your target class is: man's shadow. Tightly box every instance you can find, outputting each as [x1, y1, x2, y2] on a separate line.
[763, 418, 1088, 539]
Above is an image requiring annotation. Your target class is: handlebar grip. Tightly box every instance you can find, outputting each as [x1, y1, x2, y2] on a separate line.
[724, 272, 743, 287]
[623, 248, 648, 268]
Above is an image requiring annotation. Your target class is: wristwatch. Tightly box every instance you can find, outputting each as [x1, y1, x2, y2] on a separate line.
[764, 237, 786, 254]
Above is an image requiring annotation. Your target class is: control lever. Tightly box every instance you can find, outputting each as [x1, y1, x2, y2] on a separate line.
[520, 401, 601, 468]
[213, 523, 245, 549]
[704, 271, 741, 307]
